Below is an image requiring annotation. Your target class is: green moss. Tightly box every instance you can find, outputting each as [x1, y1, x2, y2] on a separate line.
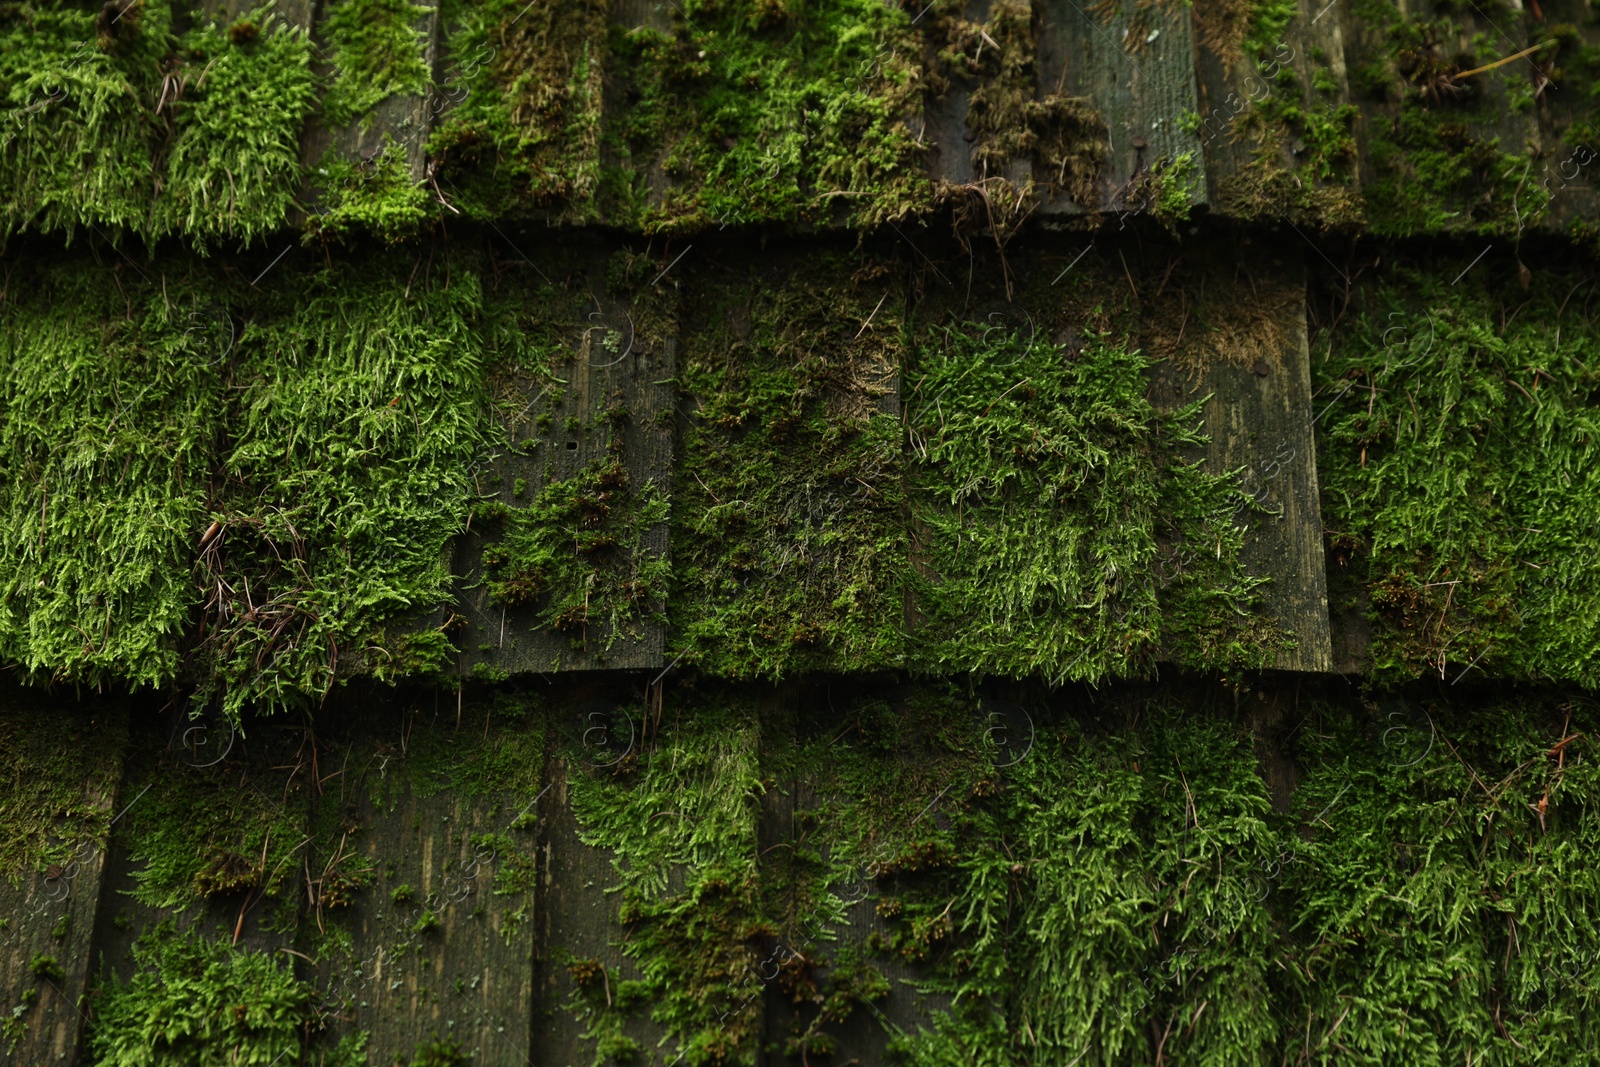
[363, 691, 545, 813]
[1366, 111, 1546, 237]
[1315, 263, 1600, 684]
[906, 322, 1279, 682]
[407, 1039, 469, 1067]
[476, 448, 670, 656]
[89, 923, 309, 1067]
[306, 137, 432, 245]
[195, 260, 486, 717]
[0, 2, 314, 248]
[120, 746, 307, 910]
[433, 0, 933, 230]
[319, 0, 433, 130]
[156, 13, 317, 249]
[1280, 693, 1600, 1060]
[28, 954, 64, 982]
[668, 252, 906, 677]
[0, 694, 125, 880]
[427, 0, 608, 222]
[0, 262, 219, 690]
[566, 694, 764, 1065]
[0, 0, 166, 241]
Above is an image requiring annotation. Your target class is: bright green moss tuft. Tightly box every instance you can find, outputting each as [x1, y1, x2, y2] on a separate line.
[157, 14, 317, 249]
[0, 1, 166, 241]
[0, 2, 314, 248]
[0, 263, 220, 689]
[195, 261, 486, 717]
[319, 0, 433, 131]
[306, 137, 432, 245]
[1317, 264, 1600, 684]
[90, 923, 310, 1067]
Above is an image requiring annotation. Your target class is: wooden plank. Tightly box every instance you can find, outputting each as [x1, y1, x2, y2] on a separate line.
[452, 247, 678, 675]
[1143, 242, 1334, 672]
[312, 706, 542, 1066]
[300, 0, 441, 187]
[1038, 0, 1206, 213]
[529, 755, 674, 1065]
[1190, 0, 1356, 221]
[0, 699, 125, 1067]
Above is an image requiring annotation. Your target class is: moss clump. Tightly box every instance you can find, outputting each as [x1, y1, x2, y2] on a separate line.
[1281, 693, 1600, 1060]
[0, 2, 314, 247]
[906, 322, 1278, 682]
[28, 954, 64, 982]
[432, 0, 933, 230]
[0, 0, 166, 241]
[426, 0, 608, 222]
[120, 743, 307, 910]
[90, 924, 310, 1067]
[1341, 5, 1550, 237]
[318, 0, 433, 130]
[939, 0, 1107, 208]
[306, 137, 432, 245]
[566, 694, 764, 1064]
[0, 262, 220, 689]
[1316, 263, 1600, 685]
[669, 252, 906, 678]
[754, 687, 1284, 1064]
[156, 13, 317, 249]
[194, 261, 486, 716]
[1366, 108, 1546, 237]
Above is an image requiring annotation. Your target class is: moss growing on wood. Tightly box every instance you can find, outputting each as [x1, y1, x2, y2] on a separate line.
[566, 694, 764, 1065]
[89, 923, 311, 1066]
[196, 260, 487, 716]
[0, 695, 125, 880]
[1280, 692, 1600, 1060]
[0, 2, 315, 248]
[938, 0, 1107, 209]
[1316, 263, 1600, 685]
[157, 13, 317, 249]
[905, 321, 1279, 683]
[319, 0, 434, 131]
[0, 262, 220, 689]
[475, 448, 670, 655]
[669, 252, 906, 678]
[120, 739, 308, 910]
[426, 0, 608, 222]
[0, 0, 166, 241]
[306, 136, 432, 245]
[431, 0, 934, 230]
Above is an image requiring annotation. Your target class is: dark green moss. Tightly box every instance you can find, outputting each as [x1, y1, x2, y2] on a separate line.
[195, 260, 486, 717]
[0, 694, 125, 880]
[668, 251, 906, 678]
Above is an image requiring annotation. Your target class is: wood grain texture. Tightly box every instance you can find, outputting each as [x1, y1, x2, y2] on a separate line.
[1145, 244, 1334, 672]
[1038, 0, 1206, 213]
[319, 760, 539, 1065]
[452, 255, 678, 676]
